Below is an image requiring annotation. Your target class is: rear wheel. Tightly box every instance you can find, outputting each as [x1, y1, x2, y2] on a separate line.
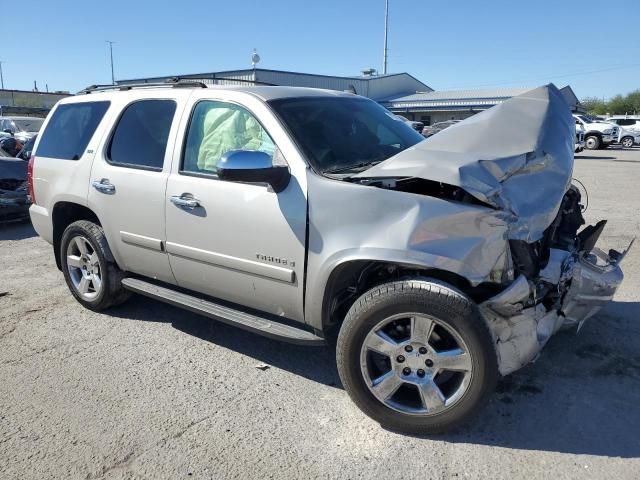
[336, 280, 497, 434]
[585, 135, 600, 150]
[60, 220, 130, 311]
[621, 136, 634, 148]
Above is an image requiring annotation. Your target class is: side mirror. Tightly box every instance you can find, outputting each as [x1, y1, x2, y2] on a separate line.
[217, 150, 290, 193]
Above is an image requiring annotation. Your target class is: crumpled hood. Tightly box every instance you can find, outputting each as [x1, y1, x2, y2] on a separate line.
[357, 85, 575, 242]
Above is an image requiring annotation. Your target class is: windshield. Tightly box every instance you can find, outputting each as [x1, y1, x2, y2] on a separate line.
[13, 118, 44, 132]
[269, 96, 424, 174]
[578, 115, 598, 124]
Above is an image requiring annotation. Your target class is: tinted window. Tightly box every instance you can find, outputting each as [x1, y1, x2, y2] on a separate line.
[269, 97, 423, 174]
[36, 102, 110, 160]
[108, 100, 176, 170]
[182, 100, 276, 175]
[616, 119, 636, 126]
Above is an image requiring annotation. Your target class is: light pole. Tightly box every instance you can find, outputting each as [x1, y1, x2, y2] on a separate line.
[106, 41, 116, 84]
[0, 61, 4, 89]
[383, 0, 389, 74]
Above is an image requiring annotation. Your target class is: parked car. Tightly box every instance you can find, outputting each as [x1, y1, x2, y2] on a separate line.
[0, 157, 31, 223]
[618, 132, 640, 148]
[605, 116, 640, 148]
[394, 114, 423, 132]
[572, 114, 618, 150]
[605, 116, 640, 133]
[16, 134, 37, 160]
[575, 123, 585, 152]
[422, 120, 461, 138]
[28, 84, 627, 434]
[0, 136, 24, 157]
[0, 116, 44, 143]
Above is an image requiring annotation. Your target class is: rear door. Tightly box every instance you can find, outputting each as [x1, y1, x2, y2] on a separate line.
[88, 90, 190, 283]
[164, 91, 308, 321]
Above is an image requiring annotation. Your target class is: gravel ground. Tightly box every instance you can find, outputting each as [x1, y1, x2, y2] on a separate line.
[1, 147, 640, 480]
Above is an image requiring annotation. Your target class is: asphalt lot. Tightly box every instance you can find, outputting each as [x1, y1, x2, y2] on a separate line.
[1, 147, 640, 480]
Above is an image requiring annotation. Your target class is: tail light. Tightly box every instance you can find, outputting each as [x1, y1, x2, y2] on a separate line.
[27, 155, 36, 204]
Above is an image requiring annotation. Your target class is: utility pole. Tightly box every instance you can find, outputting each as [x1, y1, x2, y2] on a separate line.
[106, 41, 116, 84]
[383, 0, 389, 74]
[0, 61, 4, 89]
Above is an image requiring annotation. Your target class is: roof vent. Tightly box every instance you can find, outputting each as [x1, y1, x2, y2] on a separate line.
[361, 68, 377, 77]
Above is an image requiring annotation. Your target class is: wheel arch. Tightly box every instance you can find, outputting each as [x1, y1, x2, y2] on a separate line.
[319, 259, 499, 340]
[584, 130, 603, 138]
[52, 201, 102, 270]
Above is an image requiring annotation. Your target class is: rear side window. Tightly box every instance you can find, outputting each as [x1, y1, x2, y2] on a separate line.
[107, 100, 176, 171]
[36, 101, 110, 160]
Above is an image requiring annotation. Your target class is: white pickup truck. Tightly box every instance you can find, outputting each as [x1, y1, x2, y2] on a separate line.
[573, 114, 619, 150]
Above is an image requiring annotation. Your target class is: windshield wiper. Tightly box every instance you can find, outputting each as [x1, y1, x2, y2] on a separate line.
[324, 160, 384, 175]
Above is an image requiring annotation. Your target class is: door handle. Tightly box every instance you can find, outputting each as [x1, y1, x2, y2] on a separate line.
[170, 194, 201, 210]
[92, 178, 116, 194]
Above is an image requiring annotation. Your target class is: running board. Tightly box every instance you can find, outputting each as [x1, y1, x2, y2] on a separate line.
[121, 278, 325, 346]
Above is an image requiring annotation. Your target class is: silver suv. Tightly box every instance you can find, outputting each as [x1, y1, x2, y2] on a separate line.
[28, 83, 628, 434]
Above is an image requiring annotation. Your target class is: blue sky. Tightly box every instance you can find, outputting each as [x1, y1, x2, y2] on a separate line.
[4, 0, 639, 99]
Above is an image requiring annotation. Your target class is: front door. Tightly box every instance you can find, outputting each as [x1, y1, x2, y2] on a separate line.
[165, 97, 307, 321]
[88, 92, 188, 283]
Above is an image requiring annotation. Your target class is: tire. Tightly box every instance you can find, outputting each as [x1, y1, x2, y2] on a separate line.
[621, 136, 634, 148]
[336, 279, 498, 435]
[60, 220, 130, 311]
[585, 135, 600, 150]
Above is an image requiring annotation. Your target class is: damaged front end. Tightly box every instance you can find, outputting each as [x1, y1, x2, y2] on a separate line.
[0, 157, 31, 224]
[481, 185, 629, 374]
[350, 85, 630, 375]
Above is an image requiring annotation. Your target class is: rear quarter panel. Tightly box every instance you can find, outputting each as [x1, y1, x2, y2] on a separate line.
[29, 96, 115, 244]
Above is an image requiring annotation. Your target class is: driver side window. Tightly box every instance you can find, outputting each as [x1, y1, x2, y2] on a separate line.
[182, 100, 276, 175]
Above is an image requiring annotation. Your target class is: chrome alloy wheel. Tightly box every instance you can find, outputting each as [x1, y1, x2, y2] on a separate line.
[360, 313, 473, 415]
[66, 236, 102, 301]
[622, 137, 634, 148]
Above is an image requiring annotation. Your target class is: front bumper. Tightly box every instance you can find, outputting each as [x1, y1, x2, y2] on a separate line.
[602, 134, 615, 144]
[480, 243, 629, 375]
[561, 248, 624, 329]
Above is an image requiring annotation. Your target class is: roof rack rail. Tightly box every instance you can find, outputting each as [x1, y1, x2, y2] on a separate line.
[78, 78, 208, 94]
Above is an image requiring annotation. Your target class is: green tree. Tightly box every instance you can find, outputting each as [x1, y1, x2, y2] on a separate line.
[581, 90, 640, 115]
[581, 96, 607, 115]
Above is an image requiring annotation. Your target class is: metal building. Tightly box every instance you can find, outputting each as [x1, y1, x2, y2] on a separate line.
[118, 68, 433, 102]
[382, 85, 583, 125]
[118, 68, 582, 126]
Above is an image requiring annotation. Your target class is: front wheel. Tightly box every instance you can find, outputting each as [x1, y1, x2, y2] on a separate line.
[585, 135, 601, 150]
[336, 280, 498, 434]
[60, 220, 130, 311]
[621, 136, 634, 148]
